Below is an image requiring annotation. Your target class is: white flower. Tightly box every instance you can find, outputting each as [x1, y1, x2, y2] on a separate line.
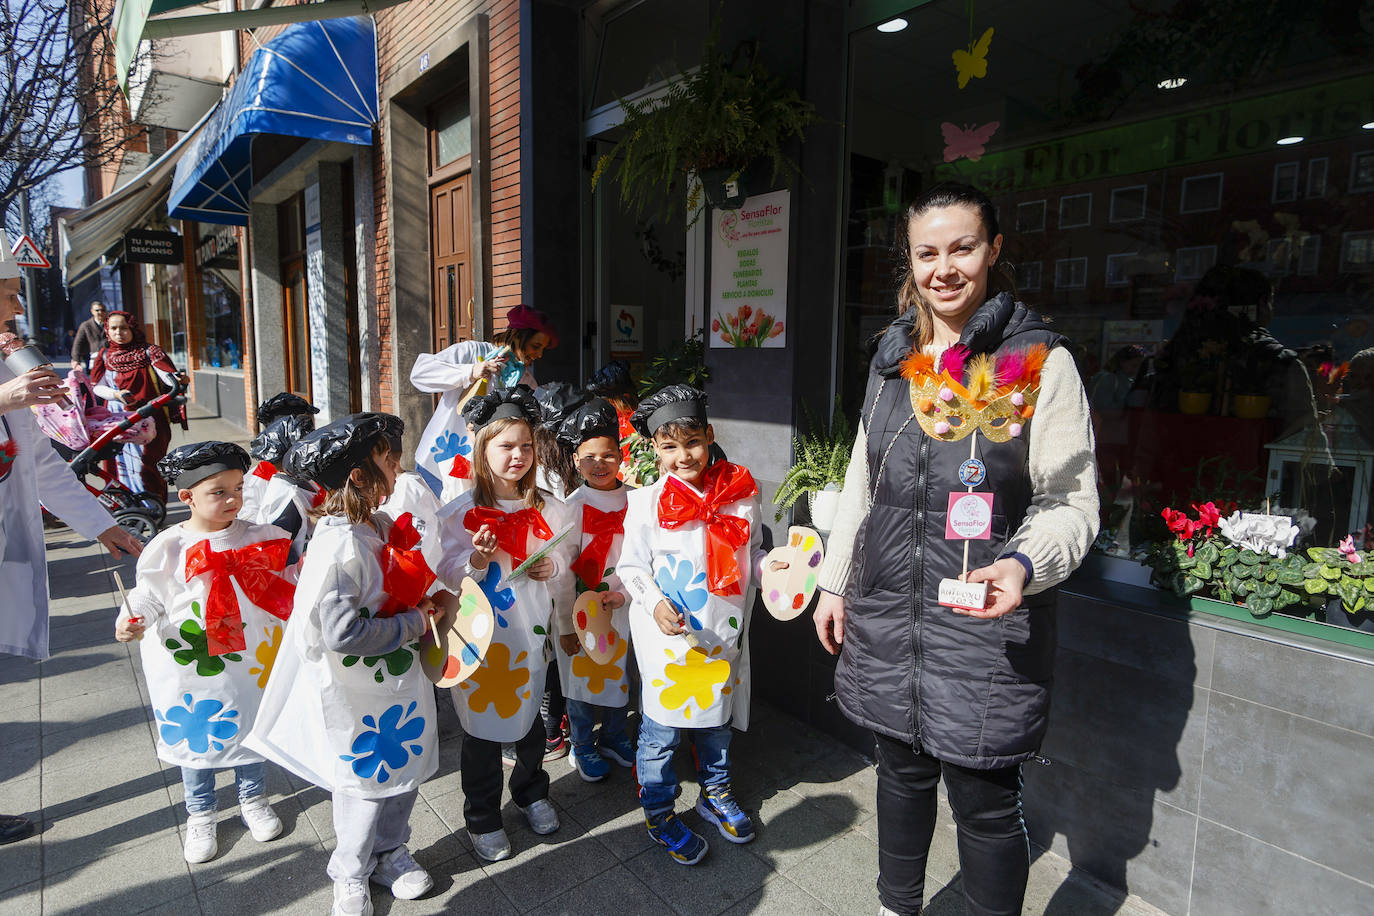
[1218, 511, 1301, 559]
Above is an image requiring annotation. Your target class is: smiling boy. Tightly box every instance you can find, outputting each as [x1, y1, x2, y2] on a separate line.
[618, 384, 780, 865]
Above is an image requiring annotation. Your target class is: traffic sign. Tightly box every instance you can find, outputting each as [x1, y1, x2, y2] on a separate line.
[10, 234, 50, 269]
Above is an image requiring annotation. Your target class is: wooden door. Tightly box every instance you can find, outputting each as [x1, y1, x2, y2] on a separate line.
[431, 173, 474, 351]
[282, 259, 311, 398]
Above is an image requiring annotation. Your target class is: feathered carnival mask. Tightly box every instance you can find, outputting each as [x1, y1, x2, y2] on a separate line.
[462, 385, 542, 432]
[901, 343, 1048, 443]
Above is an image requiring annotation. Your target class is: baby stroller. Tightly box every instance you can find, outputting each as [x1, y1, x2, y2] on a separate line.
[35, 368, 187, 542]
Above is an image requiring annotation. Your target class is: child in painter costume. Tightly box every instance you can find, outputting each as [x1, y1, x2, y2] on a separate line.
[411, 304, 557, 502]
[553, 397, 635, 782]
[434, 386, 575, 862]
[254, 446, 327, 563]
[246, 413, 452, 916]
[242, 393, 318, 520]
[113, 441, 296, 865]
[619, 385, 781, 865]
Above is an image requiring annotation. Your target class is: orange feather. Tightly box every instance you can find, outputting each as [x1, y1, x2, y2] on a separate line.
[901, 349, 936, 381]
[1019, 344, 1049, 386]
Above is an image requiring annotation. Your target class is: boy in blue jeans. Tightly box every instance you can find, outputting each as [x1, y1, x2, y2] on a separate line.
[619, 385, 783, 864]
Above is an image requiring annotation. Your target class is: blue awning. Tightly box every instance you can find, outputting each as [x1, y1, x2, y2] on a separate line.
[169, 16, 378, 226]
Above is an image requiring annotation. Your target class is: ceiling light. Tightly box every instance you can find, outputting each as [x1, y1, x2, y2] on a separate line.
[876, 17, 908, 32]
[1156, 77, 1188, 89]
[1276, 136, 1304, 146]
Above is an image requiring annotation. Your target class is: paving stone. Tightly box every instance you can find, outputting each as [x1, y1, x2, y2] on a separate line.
[529, 862, 664, 915]
[187, 800, 325, 892]
[404, 795, 467, 871]
[0, 735, 41, 784]
[562, 785, 657, 865]
[783, 826, 882, 915]
[719, 872, 835, 915]
[40, 828, 194, 916]
[733, 786, 848, 875]
[380, 853, 517, 915]
[0, 833, 41, 896]
[479, 814, 620, 913]
[194, 844, 333, 915]
[39, 782, 179, 876]
[0, 881, 41, 916]
[624, 816, 776, 916]
[0, 671, 38, 713]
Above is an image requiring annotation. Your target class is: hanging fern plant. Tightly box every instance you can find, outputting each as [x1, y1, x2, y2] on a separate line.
[774, 399, 855, 521]
[591, 26, 817, 227]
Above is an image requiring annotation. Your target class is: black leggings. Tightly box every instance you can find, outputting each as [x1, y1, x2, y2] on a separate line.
[872, 732, 1028, 916]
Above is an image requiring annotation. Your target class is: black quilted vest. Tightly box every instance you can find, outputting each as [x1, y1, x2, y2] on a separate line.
[836, 293, 1065, 768]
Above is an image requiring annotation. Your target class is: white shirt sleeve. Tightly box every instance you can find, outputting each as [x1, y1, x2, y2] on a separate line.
[410, 340, 492, 394]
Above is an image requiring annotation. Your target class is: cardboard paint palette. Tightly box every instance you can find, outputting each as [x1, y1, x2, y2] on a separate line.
[573, 590, 622, 665]
[421, 577, 495, 687]
[761, 526, 825, 621]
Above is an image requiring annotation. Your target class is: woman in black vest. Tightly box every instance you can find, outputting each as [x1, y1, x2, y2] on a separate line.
[813, 183, 1098, 916]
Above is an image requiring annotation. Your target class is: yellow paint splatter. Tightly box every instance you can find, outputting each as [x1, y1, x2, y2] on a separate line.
[250, 625, 283, 689]
[465, 642, 531, 718]
[571, 638, 628, 694]
[659, 646, 730, 714]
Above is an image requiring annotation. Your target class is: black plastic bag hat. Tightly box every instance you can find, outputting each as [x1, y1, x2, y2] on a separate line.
[257, 392, 319, 428]
[533, 382, 591, 431]
[461, 384, 541, 432]
[586, 359, 633, 398]
[284, 412, 404, 491]
[250, 413, 315, 465]
[556, 397, 619, 450]
[158, 440, 250, 490]
[630, 384, 708, 438]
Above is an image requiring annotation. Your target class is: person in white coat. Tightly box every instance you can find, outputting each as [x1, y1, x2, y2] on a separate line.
[409, 304, 556, 502]
[0, 273, 143, 844]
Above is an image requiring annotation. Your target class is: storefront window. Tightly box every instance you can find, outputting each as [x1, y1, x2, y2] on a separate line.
[161, 262, 189, 369]
[195, 224, 244, 370]
[843, 3, 1374, 607]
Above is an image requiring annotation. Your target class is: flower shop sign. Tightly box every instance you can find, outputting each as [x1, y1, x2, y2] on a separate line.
[709, 189, 789, 348]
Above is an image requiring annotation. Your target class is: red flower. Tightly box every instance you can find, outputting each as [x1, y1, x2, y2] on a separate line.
[1161, 507, 1198, 541]
[1192, 501, 1220, 535]
[739, 304, 752, 319]
[712, 319, 721, 332]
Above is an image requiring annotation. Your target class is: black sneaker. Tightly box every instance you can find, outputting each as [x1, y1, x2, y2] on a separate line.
[0, 814, 35, 844]
[545, 735, 570, 760]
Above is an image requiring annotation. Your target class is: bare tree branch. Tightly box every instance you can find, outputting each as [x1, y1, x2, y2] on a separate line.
[0, 0, 147, 229]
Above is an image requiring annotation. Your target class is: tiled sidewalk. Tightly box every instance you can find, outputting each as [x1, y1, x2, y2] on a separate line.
[0, 417, 1165, 915]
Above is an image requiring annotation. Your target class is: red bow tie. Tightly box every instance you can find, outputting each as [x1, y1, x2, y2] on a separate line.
[447, 454, 472, 479]
[571, 504, 627, 590]
[379, 512, 437, 617]
[251, 461, 276, 481]
[310, 481, 326, 509]
[657, 462, 758, 596]
[184, 538, 295, 656]
[464, 505, 553, 565]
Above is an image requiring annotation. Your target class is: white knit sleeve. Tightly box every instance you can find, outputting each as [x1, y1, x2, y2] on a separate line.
[1005, 346, 1100, 594]
[815, 419, 870, 596]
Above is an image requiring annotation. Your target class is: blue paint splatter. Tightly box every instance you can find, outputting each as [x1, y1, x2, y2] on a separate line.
[156, 694, 240, 754]
[339, 702, 427, 784]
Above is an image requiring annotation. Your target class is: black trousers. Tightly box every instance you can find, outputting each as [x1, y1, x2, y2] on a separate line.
[461, 718, 548, 833]
[542, 664, 566, 740]
[872, 732, 1028, 916]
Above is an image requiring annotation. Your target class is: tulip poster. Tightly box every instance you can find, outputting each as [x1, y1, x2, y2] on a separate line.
[709, 189, 789, 348]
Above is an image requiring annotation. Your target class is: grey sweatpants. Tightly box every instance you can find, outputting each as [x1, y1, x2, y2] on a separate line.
[327, 789, 418, 882]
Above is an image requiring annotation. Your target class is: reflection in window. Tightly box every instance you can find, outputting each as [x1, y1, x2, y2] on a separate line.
[840, 3, 1374, 577]
[1109, 185, 1146, 222]
[1180, 174, 1224, 213]
[1059, 193, 1092, 228]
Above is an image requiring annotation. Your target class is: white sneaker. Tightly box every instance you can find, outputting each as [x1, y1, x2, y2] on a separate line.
[370, 845, 433, 900]
[519, 798, 559, 835]
[332, 879, 373, 916]
[182, 812, 218, 864]
[239, 795, 283, 842]
[469, 827, 512, 862]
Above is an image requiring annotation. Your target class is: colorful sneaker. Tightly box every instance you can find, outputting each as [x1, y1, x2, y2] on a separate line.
[182, 811, 218, 863]
[519, 798, 560, 835]
[469, 827, 512, 862]
[598, 732, 635, 768]
[695, 786, 755, 844]
[645, 809, 708, 865]
[371, 845, 433, 900]
[239, 795, 282, 842]
[544, 735, 570, 761]
[570, 744, 610, 782]
[332, 878, 373, 916]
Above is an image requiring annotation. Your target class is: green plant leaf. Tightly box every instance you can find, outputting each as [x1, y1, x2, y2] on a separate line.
[1238, 550, 1262, 565]
[1196, 543, 1220, 565]
[1245, 595, 1274, 616]
[1320, 565, 1343, 581]
[1193, 560, 1212, 580]
[1275, 567, 1304, 585]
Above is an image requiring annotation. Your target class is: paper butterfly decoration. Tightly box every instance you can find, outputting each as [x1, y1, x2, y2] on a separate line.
[952, 26, 993, 89]
[942, 121, 1000, 162]
[761, 526, 825, 621]
[573, 590, 621, 665]
[902, 344, 1048, 444]
[421, 576, 496, 687]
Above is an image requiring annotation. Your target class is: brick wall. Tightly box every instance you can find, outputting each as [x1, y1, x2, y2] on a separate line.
[370, 0, 521, 412]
